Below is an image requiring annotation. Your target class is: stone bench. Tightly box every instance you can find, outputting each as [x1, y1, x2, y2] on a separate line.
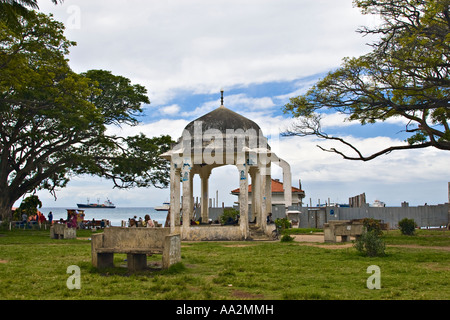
[323, 220, 364, 243]
[91, 227, 181, 271]
[50, 224, 76, 239]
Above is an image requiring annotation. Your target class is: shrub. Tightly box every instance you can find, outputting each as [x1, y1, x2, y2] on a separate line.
[362, 218, 383, 236]
[280, 234, 294, 242]
[354, 230, 386, 257]
[398, 218, 417, 235]
[219, 208, 239, 225]
[274, 218, 291, 233]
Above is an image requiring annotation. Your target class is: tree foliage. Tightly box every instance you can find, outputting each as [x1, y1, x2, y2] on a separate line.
[284, 0, 450, 161]
[0, 11, 174, 219]
[0, 0, 62, 28]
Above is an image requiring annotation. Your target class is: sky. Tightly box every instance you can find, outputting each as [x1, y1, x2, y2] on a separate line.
[24, 0, 449, 208]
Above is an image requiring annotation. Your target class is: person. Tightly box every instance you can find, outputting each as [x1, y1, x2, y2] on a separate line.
[67, 214, 77, 228]
[48, 211, 53, 225]
[145, 214, 155, 228]
[38, 212, 46, 228]
[21, 212, 27, 228]
[267, 212, 273, 224]
[164, 209, 170, 228]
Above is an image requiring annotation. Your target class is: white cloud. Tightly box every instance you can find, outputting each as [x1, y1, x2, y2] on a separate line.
[39, 0, 374, 105]
[159, 104, 181, 116]
[29, 1, 449, 209]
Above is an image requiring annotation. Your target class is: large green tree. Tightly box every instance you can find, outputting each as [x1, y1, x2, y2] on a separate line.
[284, 0, 450, 161]
[0, 12, 173, 220]
[0, 0, 62, 27]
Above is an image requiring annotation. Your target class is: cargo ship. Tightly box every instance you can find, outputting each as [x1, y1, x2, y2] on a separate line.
[77, 198, 116, 209]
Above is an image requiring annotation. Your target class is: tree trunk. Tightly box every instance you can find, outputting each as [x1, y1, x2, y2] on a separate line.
[0, 193, 15, 221]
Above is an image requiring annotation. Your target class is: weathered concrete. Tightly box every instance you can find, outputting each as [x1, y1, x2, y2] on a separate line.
[323, 220, 364, 243]
[181, 225, 244, 241]
[50, 224, 76, 239]
[299, 203, 449, 229]
[91, 227, 181, 271]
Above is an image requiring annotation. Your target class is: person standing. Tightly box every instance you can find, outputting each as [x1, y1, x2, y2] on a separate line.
[48, 211, 53, 225]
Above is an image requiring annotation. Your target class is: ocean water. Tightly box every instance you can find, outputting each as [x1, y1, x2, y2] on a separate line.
[41, 207, 169, 227]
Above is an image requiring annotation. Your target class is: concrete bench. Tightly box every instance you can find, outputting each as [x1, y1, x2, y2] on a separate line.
[91, 227, 181, 271]
[324, 220, 364, 243]
[50, 224, 76, 239]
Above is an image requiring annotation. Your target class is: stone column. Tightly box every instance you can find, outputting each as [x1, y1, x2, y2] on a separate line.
[169, 163, 181, 232]
[263, 165, 272, 231]
[181, 161, 192, 237]
[200, 167, 211, 223]
[237, 164, 249, 239]
[260, 164, 269, 231]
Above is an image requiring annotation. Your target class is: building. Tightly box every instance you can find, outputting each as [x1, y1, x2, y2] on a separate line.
[160, 91, 294, 240]
[230, 178, 305, 206]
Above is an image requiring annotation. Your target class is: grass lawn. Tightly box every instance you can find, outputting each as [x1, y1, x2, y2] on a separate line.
[0, 227, 449, 300]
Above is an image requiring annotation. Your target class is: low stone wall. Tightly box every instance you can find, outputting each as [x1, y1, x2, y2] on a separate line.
[179, 225, 245, 241]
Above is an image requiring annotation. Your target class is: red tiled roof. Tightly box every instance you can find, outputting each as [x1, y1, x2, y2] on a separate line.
[231, 179, 303, 194]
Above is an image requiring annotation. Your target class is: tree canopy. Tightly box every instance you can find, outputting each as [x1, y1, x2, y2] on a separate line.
[284, 0, 450, 161]
[0, 11, 173, 220]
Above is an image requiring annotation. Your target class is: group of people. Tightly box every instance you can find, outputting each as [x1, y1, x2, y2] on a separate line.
[128, 214, 156, 228]
[20, 211, 53, 228]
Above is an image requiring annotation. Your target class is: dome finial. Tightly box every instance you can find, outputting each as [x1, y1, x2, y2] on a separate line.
[220, 88, 224, 106]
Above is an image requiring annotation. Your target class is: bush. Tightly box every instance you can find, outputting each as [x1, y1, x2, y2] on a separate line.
[354, 230, 386, 257]
[274, 218, 291, 233]
[362, 218, 383, 236]
[280, 234, 295, 242]
[219, 208, 239, 225]
[398, 218, 417, 235]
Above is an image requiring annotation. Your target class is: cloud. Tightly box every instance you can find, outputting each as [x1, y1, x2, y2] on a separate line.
[159, 104, 181, 116]
[30, 1, 449, 209]
[39, 0, 374, 105]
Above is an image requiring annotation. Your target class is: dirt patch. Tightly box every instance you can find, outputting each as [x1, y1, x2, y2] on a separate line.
[292, 234, 325, 243]
[231, 289, 264, 299]
[0, 260, 8, 263]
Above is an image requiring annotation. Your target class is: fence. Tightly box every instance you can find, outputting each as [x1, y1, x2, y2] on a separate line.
[298, 203, 449, 229]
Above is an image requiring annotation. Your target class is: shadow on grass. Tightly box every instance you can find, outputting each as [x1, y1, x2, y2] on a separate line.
[88, 261, 186, 277]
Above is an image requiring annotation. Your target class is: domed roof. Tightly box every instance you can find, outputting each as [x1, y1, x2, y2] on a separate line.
[184, 105, 262, 135]
[177, 105, 270, 154]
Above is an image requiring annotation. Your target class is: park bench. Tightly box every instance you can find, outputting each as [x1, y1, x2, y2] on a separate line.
[50, 224, 76, 239]
[323, 220, 364, 243]
[91, 227, 181, 271]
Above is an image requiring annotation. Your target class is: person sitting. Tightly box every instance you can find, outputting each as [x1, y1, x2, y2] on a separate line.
[145, 214, 155, 228]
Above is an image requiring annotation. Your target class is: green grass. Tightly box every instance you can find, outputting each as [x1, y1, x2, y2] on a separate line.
[0, 228, 449, 300]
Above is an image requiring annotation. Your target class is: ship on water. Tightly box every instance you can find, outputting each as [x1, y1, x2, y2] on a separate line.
[77, 198, 116, 209]
[154, 202, 169, 211]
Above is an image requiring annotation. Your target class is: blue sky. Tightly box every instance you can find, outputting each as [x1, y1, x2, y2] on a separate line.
[25, 0, 449, 208]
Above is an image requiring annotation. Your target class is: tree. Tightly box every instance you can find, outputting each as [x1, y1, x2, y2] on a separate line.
[0, 0, 63, 27]
[283, 0, 450, 161]
[0, 12, 174, 220]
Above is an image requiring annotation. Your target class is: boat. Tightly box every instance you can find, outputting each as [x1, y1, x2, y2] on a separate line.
[77, 198, 116, 209]
[371, 200, 386, 207]
[154, 202, 170, 211]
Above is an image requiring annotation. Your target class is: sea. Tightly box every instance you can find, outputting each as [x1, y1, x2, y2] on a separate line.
[41, 207, 168, 227]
